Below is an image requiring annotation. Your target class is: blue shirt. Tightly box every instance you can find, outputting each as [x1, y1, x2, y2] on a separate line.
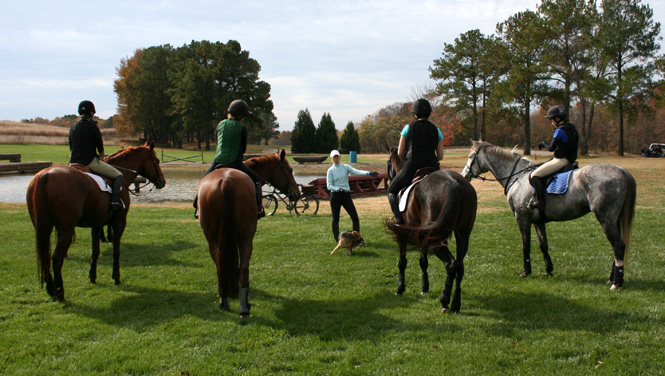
[401, 124, 444, 141]
[553, 128, 568, 142]
[326, 163, 371, 192]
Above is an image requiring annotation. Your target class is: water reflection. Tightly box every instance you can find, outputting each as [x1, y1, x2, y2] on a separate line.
[0, 169, 323, 204]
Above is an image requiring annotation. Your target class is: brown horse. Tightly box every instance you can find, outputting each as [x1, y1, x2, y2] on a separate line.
[386, 147, 477, 313]
[26, 142, 166, 301]
[197, 149, 299, 316]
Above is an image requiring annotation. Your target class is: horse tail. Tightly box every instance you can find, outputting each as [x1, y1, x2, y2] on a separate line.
[620, 172, 637, 264]
[28, 171, 53, 288]
[218, 183, 240, 299]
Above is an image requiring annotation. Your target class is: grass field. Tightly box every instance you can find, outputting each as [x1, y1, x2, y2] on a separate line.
[1, 146, 664, 375]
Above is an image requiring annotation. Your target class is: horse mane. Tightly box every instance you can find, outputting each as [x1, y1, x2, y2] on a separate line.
[244, 154, 279, 168]
[477, 141, 531, 164]
[105, 145, 145, 162]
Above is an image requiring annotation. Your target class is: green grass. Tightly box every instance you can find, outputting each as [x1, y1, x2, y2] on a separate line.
[1, 190, 664, 375]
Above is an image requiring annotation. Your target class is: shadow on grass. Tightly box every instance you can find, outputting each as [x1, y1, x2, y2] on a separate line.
[68, 284, 463, 342]
[473, 289, 665, 335]
[66, 239, 201, 268]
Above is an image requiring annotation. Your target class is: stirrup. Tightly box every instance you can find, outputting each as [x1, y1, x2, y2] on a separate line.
[527, 196, 543, 210]
[257, 209, 265, 219]
[110, 201, 123, 210]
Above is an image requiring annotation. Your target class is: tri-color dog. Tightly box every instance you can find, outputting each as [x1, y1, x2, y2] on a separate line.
[330, 231, 365, 255]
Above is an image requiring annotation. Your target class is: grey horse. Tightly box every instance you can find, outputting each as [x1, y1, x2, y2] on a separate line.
[461, 141, 636, 289]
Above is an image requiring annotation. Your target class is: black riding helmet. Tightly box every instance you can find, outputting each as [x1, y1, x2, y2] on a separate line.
[545, 105, 567, 121]
[78, 100, 96, 116]
[228, 100, 250, 117]
[411, 98, 432, 118]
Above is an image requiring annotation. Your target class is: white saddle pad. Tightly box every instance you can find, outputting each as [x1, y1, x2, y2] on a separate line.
[84, 173, 112, 193]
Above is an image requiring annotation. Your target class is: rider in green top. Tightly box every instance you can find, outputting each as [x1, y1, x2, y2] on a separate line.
[194, 100, 265, 219]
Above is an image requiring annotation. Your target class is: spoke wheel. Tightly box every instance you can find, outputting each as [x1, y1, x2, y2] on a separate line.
[294, 194, 319, 215]
[262, 194, 278, 216]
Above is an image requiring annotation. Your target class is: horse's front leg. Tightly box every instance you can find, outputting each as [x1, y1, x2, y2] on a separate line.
[89, 227, 102, 283]
[533, 222, 553, 277]
[396, 242, 408, 295]
[600, 222, 626, 289]
[517, 221, 532, 277]
[419, 250, 429, 294]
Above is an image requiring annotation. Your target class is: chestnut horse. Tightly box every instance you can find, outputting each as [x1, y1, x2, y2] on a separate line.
[197, 150, 299, 316]
[26, 142, 166, 301]
[386, 148, 477, 313]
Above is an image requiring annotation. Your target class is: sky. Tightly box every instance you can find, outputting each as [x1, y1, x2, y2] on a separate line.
[1, 0, 664, 132]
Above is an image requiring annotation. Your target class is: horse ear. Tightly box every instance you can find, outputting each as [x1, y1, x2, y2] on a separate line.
[149, 141, 155, 151]
[280, 149, 286, 160]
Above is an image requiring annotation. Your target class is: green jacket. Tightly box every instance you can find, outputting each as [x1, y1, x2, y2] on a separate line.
[213, 119, 246, 164]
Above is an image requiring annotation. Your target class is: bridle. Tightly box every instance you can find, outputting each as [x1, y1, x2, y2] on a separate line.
[464, 150, 537, 195]
[109, 150, 164, 196]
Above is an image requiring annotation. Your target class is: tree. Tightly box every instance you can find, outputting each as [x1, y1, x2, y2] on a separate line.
[496, 10, 550, 155]
[597, 0, 661, 155]
[340, 121, 361, 153]
[315, 112, 339, 153]
[291, 109, 316, 153]
[256, 112, 280, 145]
[430, 29, 504, 140]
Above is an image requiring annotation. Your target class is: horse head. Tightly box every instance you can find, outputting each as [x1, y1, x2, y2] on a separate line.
[387, 147, 402, 181]
[245, 149, 300, 200]
[107, 141, 166, 189]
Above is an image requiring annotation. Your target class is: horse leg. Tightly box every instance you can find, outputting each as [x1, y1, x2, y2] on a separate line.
[238, 240, 253, 317]
[599, 220, 626, 289]
[396, 242, 408, 295]
[449, 233, 471, 313]
[533, 223, 554, 277]
[420, 251, 429, 294]
[52, 227, 74, 301]
[432, 244, 455, 312]
[89, 228, 102, 283]
[110, 222, 125, 285]
[518, 222, 533, 277]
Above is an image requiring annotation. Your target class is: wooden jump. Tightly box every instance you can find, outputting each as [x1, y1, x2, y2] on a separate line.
[0, 153, 21, 162]
[0, 161, 52, 175]
[307, 173, 389, 200]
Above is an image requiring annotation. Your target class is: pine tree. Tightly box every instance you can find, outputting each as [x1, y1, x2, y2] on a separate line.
[291, 109, 316, 153]
[340, 121, 361, 153]
[315, 112, 339, 153]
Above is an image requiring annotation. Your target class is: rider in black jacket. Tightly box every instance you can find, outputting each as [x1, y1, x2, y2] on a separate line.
[529, 105, 579, 211]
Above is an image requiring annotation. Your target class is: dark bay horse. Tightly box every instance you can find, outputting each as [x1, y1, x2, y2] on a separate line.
[26, 142, 166, 301]
[197, 149, 299, 316]
[461, 141, 636, 289]
[386, 148, 477, 313]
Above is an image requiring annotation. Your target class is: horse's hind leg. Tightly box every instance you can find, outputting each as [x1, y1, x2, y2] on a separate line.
[518, 222, 533, 277]
[89, 228, 102, 283]
[599, 220, 626, 289]
[419, 251, 429, 294]
[238, 239, 253, 317]
[432, 243, 456, 312]
[533, 223, 554, 277]
[396, 242, 408, 295]
[110, 221, 126, 285]
[52, 228, 74, 301]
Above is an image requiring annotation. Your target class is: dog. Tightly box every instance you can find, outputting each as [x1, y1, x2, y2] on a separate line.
[330, 231, 365, 255]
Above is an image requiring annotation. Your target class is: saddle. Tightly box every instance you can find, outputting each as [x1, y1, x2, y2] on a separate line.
[398, 168, 436, 212]
[70, 164, 113, 193]
[542, 161, 579, 195]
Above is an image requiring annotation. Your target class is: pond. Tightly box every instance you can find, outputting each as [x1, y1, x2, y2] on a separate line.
[0, 169, 323, 204]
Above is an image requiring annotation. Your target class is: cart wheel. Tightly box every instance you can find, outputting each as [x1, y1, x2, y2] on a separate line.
[262, 194, 278, 216]
[294, 194, 319, 215]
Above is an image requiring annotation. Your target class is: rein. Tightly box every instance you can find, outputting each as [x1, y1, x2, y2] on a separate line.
[466, 152, 537, 195]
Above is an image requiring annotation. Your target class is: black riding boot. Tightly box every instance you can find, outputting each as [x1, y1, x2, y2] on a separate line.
[110, 175, 123, 210]
[388, 193, 403, 225]
[528, 176, 546, 210]
[255, 182, 265, 219]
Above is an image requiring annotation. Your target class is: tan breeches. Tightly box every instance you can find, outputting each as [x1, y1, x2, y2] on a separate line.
[84, 157, 123, 179]
[530, 158, 569, 179]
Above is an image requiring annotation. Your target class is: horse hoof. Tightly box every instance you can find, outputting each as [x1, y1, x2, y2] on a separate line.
[545, 272, 554, 277]
[519, 272, 531, 278]
[440, 307, 450, 313]
[610, 284, 621, 290]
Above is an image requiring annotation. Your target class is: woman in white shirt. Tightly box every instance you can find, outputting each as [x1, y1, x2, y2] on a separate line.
[326, 150, 378, 242]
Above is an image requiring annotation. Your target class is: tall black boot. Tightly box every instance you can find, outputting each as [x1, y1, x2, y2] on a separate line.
[110, 176, 123, 210]
[255, 182, 265, 219]
[528, 175, 547, 220]
[388, 193, 403, 225]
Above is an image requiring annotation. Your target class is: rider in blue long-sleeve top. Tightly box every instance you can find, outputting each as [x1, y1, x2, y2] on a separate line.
[327, 149, 379, 242]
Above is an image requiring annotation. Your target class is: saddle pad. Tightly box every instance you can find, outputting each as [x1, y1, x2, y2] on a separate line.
[84, 173, 112, 193]
[398, 175, 428, 212]
[546, 170, 573, 195]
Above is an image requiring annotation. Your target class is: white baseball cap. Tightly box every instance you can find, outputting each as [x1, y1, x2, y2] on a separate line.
[330, 150, 340, 158]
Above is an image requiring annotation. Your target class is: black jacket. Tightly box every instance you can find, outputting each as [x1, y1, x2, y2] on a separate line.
[69, 118, 103, 165]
